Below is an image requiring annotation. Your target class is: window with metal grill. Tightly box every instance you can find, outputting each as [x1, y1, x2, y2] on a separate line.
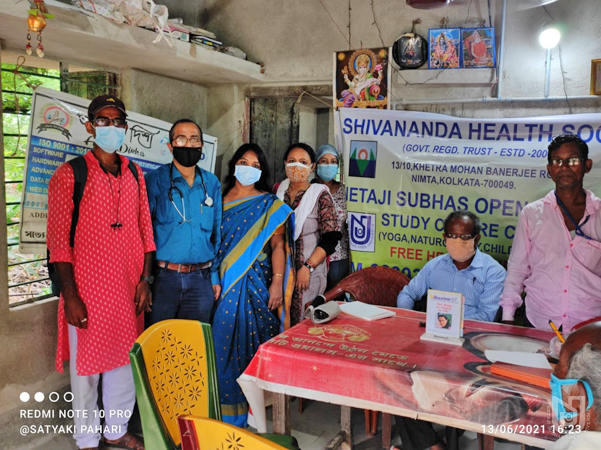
[2, 59, 118, 306]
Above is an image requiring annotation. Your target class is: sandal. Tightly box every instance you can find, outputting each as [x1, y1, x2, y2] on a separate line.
[105, 432, 144, 450]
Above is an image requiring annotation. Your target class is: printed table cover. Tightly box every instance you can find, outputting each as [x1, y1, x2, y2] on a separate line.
[239, 308, 559, 446]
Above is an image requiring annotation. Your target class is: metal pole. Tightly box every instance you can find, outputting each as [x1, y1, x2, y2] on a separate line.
[497, 0, 508, 98]
[60, 62, 69, 93]
[544, 48, 551, 99]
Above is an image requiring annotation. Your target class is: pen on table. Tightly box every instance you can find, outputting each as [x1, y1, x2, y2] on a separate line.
[549, 319, 565, 343]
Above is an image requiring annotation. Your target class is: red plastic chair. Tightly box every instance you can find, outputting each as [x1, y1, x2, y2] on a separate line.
[178, 416, 292, 450]
[319, 266, 410, 307]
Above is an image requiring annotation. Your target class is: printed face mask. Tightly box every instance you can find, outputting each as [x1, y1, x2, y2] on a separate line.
[445, 237, 476, 262]
[172, 146, 202, 167]
[285, 162, 312, 183]
[94, 126, 126, 153]
[234, 165, 262, 186]
[317, 163, 338, 181]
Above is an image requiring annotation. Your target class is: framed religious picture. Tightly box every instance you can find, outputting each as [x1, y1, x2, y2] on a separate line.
[462, 27, 496, 68]
[334, 47, 391, 109]
[428, 28, 461, 69]
[591, 59, 601, 95]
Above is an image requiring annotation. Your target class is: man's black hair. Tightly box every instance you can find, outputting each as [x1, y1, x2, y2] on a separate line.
[548, 134, 589, 163]
[169, 119, 203, 144]
[443, 210, 481, 236]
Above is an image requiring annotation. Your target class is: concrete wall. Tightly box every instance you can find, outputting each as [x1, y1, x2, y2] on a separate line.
[204, 84, 248, 181]
[298, 104, 318, 150]
[121, 69, 208, 127]
[198, 0, 601, 116]
[155, 0, 204, 28]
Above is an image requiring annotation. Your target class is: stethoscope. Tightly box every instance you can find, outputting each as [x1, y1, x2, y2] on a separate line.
[168, 163, 213, 224]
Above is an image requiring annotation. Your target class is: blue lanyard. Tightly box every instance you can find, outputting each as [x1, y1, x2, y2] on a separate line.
[555, 191, 591, 240]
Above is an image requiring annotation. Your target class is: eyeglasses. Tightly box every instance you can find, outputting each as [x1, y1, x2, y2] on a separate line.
[550, 157, 583, 167]
[93, 117, 127, 128]
[172, 136, 202, 147]
[445, 233, 475, 241]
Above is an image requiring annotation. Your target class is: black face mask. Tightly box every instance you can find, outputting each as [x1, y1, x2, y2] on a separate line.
[172, 146, 202, 167]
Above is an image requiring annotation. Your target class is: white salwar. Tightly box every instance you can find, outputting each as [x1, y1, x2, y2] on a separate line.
[68, 324, 136, 449]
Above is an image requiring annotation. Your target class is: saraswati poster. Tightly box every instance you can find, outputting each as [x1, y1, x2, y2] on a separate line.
[333, 47, 391, 109]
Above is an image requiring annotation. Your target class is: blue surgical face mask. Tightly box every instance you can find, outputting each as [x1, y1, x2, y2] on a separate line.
[549, 373, 594, 422]
[94, 126, 126, 153]
[317, 163, 338, 181]
[234, 165, 262, 186]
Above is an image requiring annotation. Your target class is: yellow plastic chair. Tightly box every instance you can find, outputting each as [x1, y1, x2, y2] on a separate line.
[178, 416, 288, 450]
[130, 320, 299, 450]
[130, 320, 221, 450]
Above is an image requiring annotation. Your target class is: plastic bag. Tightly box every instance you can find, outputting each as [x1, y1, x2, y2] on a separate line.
[73, 0, 167, 29]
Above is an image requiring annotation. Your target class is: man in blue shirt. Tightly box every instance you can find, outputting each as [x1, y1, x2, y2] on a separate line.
[145, 119, 222, 326]
[395, 210, 506, 450]
[397, 210, 506, 322]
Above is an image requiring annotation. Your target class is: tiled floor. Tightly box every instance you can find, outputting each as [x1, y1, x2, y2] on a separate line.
[31, 398, 527, 449]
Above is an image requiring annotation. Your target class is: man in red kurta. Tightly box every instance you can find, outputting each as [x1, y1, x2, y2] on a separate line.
[47, 95, 155, 450]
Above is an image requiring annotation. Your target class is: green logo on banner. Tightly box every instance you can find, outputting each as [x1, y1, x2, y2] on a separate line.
[349, 140, 377, 178]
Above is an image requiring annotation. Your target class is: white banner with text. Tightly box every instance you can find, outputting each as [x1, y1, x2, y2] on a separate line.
[336, 108, 601, 278]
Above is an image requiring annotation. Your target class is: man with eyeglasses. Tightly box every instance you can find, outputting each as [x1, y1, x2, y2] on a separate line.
[395, 210, 506, 450]
[47, 95, 155, 450]
[145, 119, 222, 327]
[397, 210, 506, 321]
[500, 134, 601, 332]
[547, 320, 601, 449]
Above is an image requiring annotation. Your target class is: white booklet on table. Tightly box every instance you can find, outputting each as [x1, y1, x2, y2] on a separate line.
[339, 301, 396, 321]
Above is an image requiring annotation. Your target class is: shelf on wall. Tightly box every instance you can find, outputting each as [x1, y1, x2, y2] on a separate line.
[396, 67, 495, 85]
[0, 1, 264, 85]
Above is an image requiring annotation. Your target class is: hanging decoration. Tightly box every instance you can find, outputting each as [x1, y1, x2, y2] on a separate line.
[26, 0, 53, 57]
[392, 19, 428, 70]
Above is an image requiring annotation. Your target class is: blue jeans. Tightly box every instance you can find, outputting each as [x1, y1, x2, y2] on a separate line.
[146, 267, 214, 326]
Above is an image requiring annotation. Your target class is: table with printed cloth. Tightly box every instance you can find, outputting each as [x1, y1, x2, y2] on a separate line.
[238, 308, 560, 449]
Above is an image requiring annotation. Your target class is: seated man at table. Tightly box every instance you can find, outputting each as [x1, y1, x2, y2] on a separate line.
[548, 320, 601, 449]
[395, 210, 506, 450]
[397, 210, 506, 321]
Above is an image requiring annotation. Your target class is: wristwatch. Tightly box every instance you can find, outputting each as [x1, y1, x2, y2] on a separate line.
[303, 261, 314, 273]
[140, 275, 154, 285]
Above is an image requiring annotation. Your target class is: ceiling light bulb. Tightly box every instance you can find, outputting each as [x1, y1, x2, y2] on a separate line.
[539, 27, 561, 49]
